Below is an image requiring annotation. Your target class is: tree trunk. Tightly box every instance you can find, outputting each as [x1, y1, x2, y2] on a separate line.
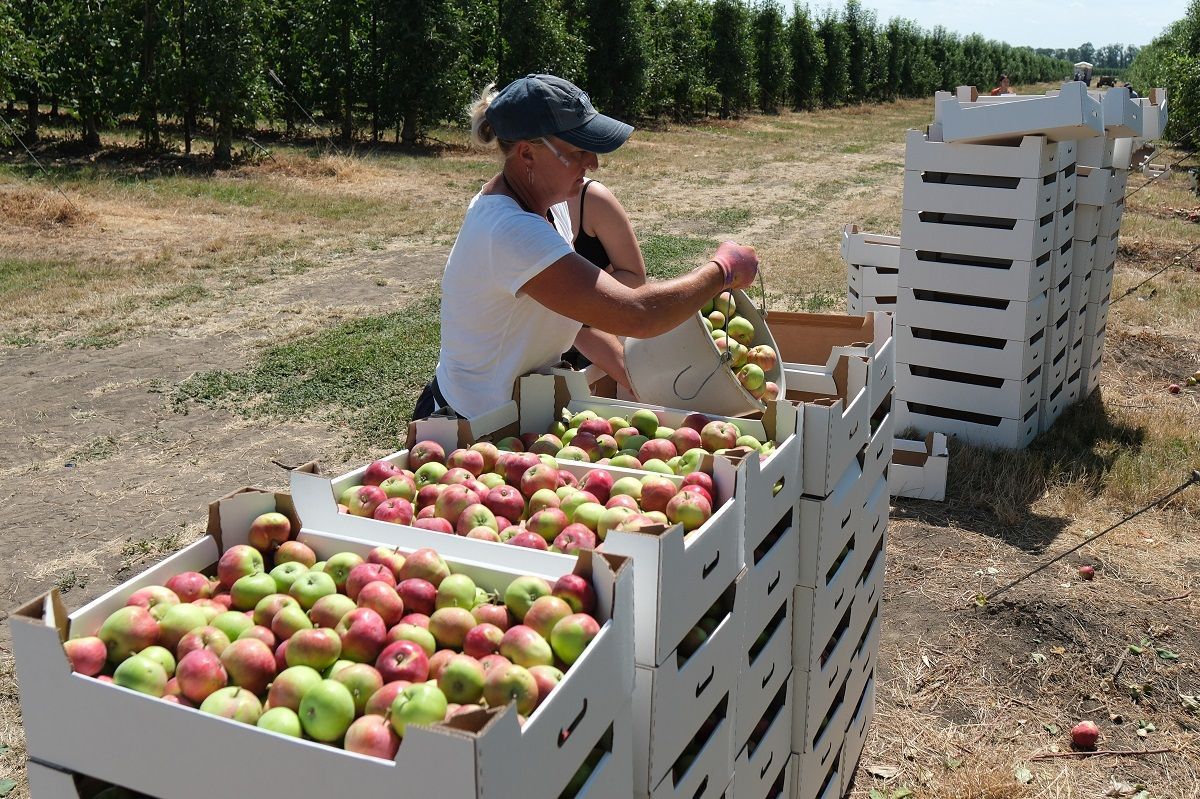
[340, 13, 353, 144]
[179, 0, 192, 154]
[82, 107, 101, 149]
[24, 90, 38, 143]
[369, 6, 379, 143]
[139, 0, 160, 149]
[401, 114, 417, 146]
[50, 97, 58, 117]
[214, 106, 233, 167]
[6, 99, 14, 114]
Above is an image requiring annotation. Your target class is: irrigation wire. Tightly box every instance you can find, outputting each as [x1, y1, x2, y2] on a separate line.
[1109, 241, 1200, 305]
[977, 469, 1200, 605]
[1123, 119, 1200, 202]
[0, 112, 83, 215]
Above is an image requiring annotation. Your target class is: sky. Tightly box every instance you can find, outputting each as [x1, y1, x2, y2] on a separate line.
[792, 0, 1177, 50]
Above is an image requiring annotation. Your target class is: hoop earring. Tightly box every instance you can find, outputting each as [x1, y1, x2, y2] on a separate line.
[527, 168, 534, 185]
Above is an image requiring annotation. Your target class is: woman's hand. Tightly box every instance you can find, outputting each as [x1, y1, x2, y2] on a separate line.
[710, 241, 759, 290]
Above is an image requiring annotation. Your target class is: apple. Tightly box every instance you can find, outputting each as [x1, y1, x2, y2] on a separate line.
[528, 664, 564, 708]
[479, 653, 512, 675]
[466, 526, 502, 542]
[746, 344, 777, 371]
[287, 570, 337, 611]
[345, 485, 388, 519]
[400, 612, 430, 628]
[126, 586, 180, 620]
[524, 596, 573, 641]
[335, 607, 389, 663]
[528, 508, 569, 543]
[500, 625, 554, 668]
[323, 552, 366, 594]
[175, 649, 228, 703]
[429, 607, 477, 650]
[176, 625, 231, 659]
[248, 512, 292, 552]
[496, 436, 524, 452]
[553, 524, 598, 555]
[343, 714, 400, 759]
[426, 649, 455, 680]
[389, 623, 437, 657]
[332, 662, 385, 715]
[397, 548, 451, 587]
[630, 409, 660, 437]
[550, 614, 600, 666]
[461, 441, 498, 473]
[297, 679, 356, 742]
[413, 517, 453, 534]
[210, 593, 233, 610]
[217, 545, 264, 590]
[397, 578, 438, 617]
[502, 452, 540, 486]
[238, 625, 276, 650]
[439, 466, 476, 486]
[666, 425, 702, 454]
[483, 664, 539, 715]
[681, 471, 714, 495]
[453, 504, 497, 536]
[553, 574, 598, 615]
[577, 418, 613, 439]
[597, 506, 636, 540]
[255, 706, 302, 738]
[266, 604, 309, 642]
[727, 315, 755, 345]
[415, 481, 445, 508]
[461, 623, 504, 658]
[1071, 720, 1100, 749]
[231, 572, 278, 612]
[264, 561, 305, 594]
[390, 682, 449, 737]
[529, 434, 563, 457]
[519, 463, 559, 498]
[576, 470, 612, 503]
[200, 686, 262, 724]
[365, 680, 411, 716]
[220, 638, 277, 694]
[376, 639, 429, 683]
[667, 492, 712, 532]
[362, 459, 403, 487]
[274, 540, 317, 569]
[63, 636, 108, 677]
[572, 502, 606, 532]
[253, 593, 298, 628]
[762, 381, 780, 401]
[639, 475, 679, 513]
[436, 574, 478, 611]
[473, 603, 512, 631]
[509, 530, 549, 550]
[368, 497, 412, 526]
[638, 438, 677, 464]
[342, 564, 394, 602]
[156, 603, 208, 652]
[439, 654, 486, 704]
[700, 421, 739, 452]
[408, 440, 446, 469]
[164, 572, 213, 603]
[482, 485, 524, 524]
[682, 412, 712, 432]
[556, 446, 590, 462]
[259, 665, 319, 715]
[286, 628, 342, 672]
[112, 653, 167, 697]
[503, 576, 551, 622]
[300, 594, 350, 631]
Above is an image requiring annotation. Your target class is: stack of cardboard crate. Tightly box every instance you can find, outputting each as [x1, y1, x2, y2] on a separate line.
[843, 225, 901, 316]
[768, 312, 894, 798]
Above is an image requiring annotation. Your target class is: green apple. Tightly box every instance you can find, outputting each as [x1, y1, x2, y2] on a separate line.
[572, 502, 605, 532]
[211, 610, 255, 643]
[269, 561, 308, 593]
[323, 552, 366, 593]
[609, 476, 642, 500]
[653, 426, 675, 440]
[436, 574, 478, 611]
[642, 459, 673, 475]
[200, 686, 262, 724]
[630, 409, 660, 437]
[138, 645, 176, 678]
[113, 653, 168, 697]
[231, 572, 278, 611]
[258, 706, 303, 737]
[299, 679, 357, 742]
[289, 570, 338, 610]
[390, 682, 449, 737]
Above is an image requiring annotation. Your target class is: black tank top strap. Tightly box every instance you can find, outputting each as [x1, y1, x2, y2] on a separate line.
[574, 180, 612, 270]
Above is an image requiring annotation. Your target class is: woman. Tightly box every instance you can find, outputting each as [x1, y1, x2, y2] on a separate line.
[417, 74, 757, 420]
[561, 176, 645, 372]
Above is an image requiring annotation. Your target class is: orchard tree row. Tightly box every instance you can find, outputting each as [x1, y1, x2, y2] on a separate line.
[1034, 43, 1141, 70]
[1129, 0, 1200, 146]
[0, 0, 1072, 165]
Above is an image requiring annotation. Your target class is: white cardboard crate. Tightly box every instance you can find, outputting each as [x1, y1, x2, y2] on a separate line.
[898, 247, 1052, 301]
[889, 433, 949, 501]
[782, 357, 871, 499]
[936, 81, 1103, 144]
[798, 458, 865, 590]
[647, 692, 735, 799]
[1053, 240, 1075, 283]
[792, 666, 854, 799]
[1095, 87, 1145, 138]
[896, 360, 1043, 420]
[11, 489, 635, 799]
[904, 128, 1059, 178]
[1075, 205, 1102, 242]
[863, 406, 893, 491]
[1085, 299, 1111, 339]
[1070, 267, 1094, 310]
[1041, 338, 1070, 400]
[635, 573, 740, 796]
[840, 666, 877, 783]
[1136, 88, 1169, 140]
[790, 746, 844, 799]
[1057, 139, 1078, 167]
[1064, 367, 1085, 405]
[895, 323, 1045, 382]
[1077, 166, 1128, 207]
[841, 225, 902, 268]
[769, 310, 894, 417]
[734, 677, 794, 799]
[900, 208, 1056, 262]
[1068, 334, 1085, 376]
[1057, 167, 1078, 209]
[898, 285, 1049, 343]
[1090, 262, 1115, 304]
[1047, 271, 1073, 323]
[1081, 353, 1102, 398]
[896, 397, 1040, 450]
[1077, 135, 1118, 169]
[1072, 234, 1098, 276]
[847, 290, 896, 317]
[902, 168, 1058, 220]
[1055, 204, 1075, 245]
[1039, 377, 1068, 432]
[1100, 199, 1125, 237]
[848, 262, 899, 299]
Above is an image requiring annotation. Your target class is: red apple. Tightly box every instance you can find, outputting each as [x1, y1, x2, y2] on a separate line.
[373, 498, 414, 526]
[98, 606, 160, 663]
[509, 531, 549, 550]
[470, 441, 501, 472]
[414, 517, 454, 534]
[701, 421, 739, 451]
[553, 524, 598, 555]
[682, 412, 712, 432]
[220, 638, 277, 695]
[434, 485, 476, 526]
[500, 625, 554, 668]
[1071, 720, 1100, 750]
[681, 471, 715, 496]
[367, 546, 407, 579]
[638, 438, 677, 463]
[63, 637, 107, 676]
[247, 512, 292, 552]
[165, 572, 213, 603]
[345, 714, 401, 759]
[346, 563, 397, 601]
[345, 485, 389, 518]
[670, 426, 703, 454]
[398, 549, 451, 587]
[408, 441, 446, 469]
[553, 574, 598, 615]
[680, 484, 713, 506]
[472, 603, 512, 631]
[640, 475, 679, 513]
[520, 464, 560, 498]
[285, 628, 342, 672]
[523, 596, 573, 641]
[605, 494, 638, 511]
[217, 545, 264, 591]
[456, 503, 498, 535]
[177, 625, 231, 659]
[397, 578, 437, 615]
[463, 623, 505, 658]
[176, 649, 228, 703]
[528, 664, 564, 708]
[667, 492, 712, 531]
[485, 485, 526, 522]
[503, 452, 541, 486]
[528, 508, 569, 543]
[479, 654, 512, 675]
[439, 466, 476, 486]
[239, 625, 276, 650]
[365, 680, 411, 716]
[415, 484, 444, 509]
[275, 541, 317, 568]
[335, 607, 389, 663]
[357, 581, 406, 627]
[466, 526, 502, 542]
[363, 459, 403, 486]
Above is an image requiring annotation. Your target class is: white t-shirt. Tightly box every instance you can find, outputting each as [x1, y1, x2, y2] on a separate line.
[435, 193, 582, 418]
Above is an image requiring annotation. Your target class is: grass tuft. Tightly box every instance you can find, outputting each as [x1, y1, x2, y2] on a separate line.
[173, 295, 441, 448]
[640, 233, 716, 280]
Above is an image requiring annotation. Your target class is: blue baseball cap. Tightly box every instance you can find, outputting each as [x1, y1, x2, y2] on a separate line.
[486, 74, 634, 154]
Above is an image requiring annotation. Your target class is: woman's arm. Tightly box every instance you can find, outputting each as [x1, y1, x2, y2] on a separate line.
[570, 328, 632, 390]
[521, 252, 726, 339]
[585, 182, 646, 288]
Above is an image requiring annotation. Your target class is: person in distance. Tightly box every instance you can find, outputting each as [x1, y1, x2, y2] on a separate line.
[990, 73, 1012, 96]
[414, 74, 757, 419]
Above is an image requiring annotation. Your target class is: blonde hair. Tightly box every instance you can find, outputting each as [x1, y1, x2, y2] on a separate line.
[470, 83, 519, 155]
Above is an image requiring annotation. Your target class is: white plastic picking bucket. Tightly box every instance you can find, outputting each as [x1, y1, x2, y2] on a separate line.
[623, 289, 786, 417]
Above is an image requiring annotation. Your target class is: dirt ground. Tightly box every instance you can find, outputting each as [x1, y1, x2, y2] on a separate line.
[2, 93, 1199, 798]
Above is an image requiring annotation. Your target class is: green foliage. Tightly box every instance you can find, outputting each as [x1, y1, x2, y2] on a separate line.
[584, 0, 648, 119]
[498, 0, 582, 85]
[816, 8, 850, 106]
[382, 0, 469, 144]
[753, 0, 790, 113]
[189, 0, 269, 163]
[787, 6, 824, 111]
[709, 0, 755, 117]
[1130, 0, 1200, 146]
[0, 3, 37, 100]
[645, 0, 716, 119]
